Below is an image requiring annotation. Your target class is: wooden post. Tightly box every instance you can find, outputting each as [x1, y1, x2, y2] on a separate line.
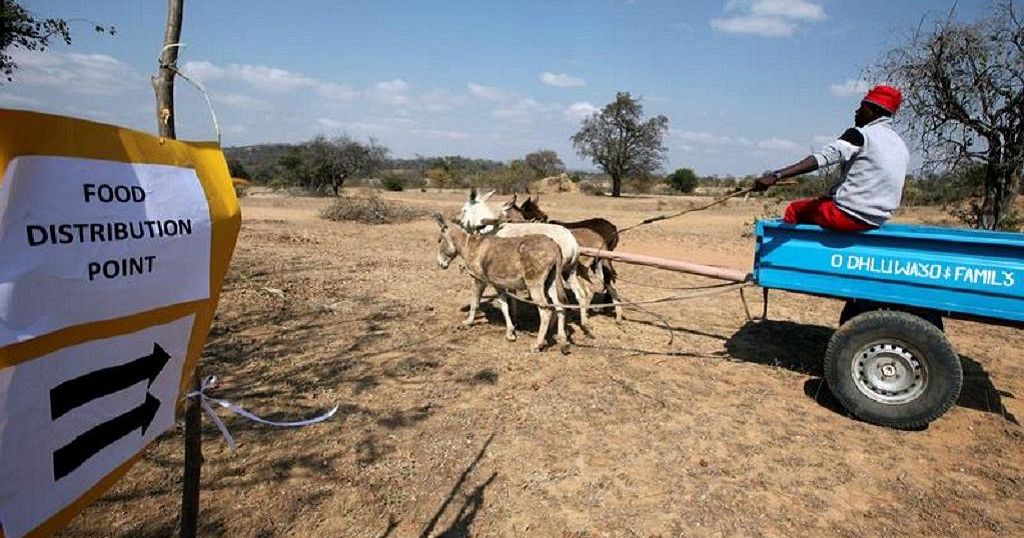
[152, 0, 183, 140]
[179, 372, 202, 538]
[150, 2, 200, 537]
[580, 247, 752, 283]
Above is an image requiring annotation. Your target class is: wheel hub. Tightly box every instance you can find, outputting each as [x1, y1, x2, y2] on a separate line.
[851, 342, 928, 404]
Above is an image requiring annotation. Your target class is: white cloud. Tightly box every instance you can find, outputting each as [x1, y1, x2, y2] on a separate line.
[182, 60, 317, 91]
[711, 0, 825, 37]
[711, 16, 796, 37]
[232, 64, 318, 91]
[368, 79, 411, 106]
[540, 71, 585, 88]
[492, 98, 559, 123]
[316, 117, 468, 140]
[813, 134, 835, 145]
[9, 50, 141, 96]
[757, 137, 803, 152]
[467, 82, 514, 102]
[213, 93, 268, 110]
[182, 60, 225, 80]
[829, 79, 869, 97]
[375, 79, 410, 93]
[674, 129, 735, 145]
[749, 0, 825, 20]
[565, 101, 598, 121]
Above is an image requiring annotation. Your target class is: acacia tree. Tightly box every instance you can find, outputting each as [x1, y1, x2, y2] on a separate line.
[1, 0, 115, 82]
[305, 134, 388, 196]
[571, 92, 669, 197]
[873, 2, 1023, 230]
[524, 149, 564, 179]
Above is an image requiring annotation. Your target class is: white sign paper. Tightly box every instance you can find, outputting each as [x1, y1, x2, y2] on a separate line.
[0, 156, 212, 346]
[0, 315, 194, 538]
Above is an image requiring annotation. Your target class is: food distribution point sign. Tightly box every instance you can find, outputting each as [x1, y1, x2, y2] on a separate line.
[0, 109, 241, 538]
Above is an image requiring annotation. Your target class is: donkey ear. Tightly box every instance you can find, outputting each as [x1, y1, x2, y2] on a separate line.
[431, 211, 447, 229]
[468, 187, 477, 202]
[480, 189, 495, 203]
[510, 193, 518, 205]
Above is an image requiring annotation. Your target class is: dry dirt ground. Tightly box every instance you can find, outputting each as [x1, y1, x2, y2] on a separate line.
[60, 189, 1024, 537]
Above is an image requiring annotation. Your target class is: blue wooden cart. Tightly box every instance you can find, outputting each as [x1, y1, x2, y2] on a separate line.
[754, 220, 1024, 428]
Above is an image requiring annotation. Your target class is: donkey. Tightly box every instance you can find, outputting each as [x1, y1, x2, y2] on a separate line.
[516, 194, 620, 250]
[503, 194, 623, 321]
[459, 188, 594, 330]
[432, 212, 568, 353]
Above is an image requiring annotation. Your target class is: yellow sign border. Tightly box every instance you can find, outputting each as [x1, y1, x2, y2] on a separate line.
[0, 109, 241, 538]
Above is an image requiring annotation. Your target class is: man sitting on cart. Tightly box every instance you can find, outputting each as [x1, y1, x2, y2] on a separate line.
[753, 85, 910, 232]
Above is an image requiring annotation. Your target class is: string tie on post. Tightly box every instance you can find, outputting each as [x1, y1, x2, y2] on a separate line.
[185, 375, 339, 451]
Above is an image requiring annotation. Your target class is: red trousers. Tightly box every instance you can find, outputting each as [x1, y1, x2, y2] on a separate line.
[783, 197, 875, 232]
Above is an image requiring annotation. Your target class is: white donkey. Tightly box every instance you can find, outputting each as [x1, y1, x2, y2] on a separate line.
[459, 188, 594, 330]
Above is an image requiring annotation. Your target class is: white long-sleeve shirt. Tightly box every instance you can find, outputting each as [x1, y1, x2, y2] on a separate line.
[813, 116, 909, 226]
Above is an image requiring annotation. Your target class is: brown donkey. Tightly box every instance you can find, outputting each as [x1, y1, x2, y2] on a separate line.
[432, 212, 569, 353]
[502, 195, 623, 322]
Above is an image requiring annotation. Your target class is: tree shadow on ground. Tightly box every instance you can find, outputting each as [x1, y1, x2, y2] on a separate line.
[727, 320, 1017, 424]
[435, 472, 497, 538]
[420, 433, 496, 538]
[78, 250, 500, 535]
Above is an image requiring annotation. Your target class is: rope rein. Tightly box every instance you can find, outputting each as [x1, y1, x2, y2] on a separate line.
[492, 281, 752, 311]
[156, 43, 222, 144]
[615, 180, 797, 235]
[616, 186, 757, 234]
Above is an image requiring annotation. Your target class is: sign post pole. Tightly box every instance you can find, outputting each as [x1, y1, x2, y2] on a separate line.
[150, 2, 200, 537]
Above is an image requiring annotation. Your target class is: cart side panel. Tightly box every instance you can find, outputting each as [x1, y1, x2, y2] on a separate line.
[754, 220, 1024, 323]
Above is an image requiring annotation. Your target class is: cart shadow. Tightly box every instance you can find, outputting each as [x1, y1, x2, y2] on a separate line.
[957, 355, 1018, 425]
[726, 320, 1018, 425]
[724, 320, 831, 377]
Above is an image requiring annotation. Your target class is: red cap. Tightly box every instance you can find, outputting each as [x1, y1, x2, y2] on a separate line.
[863, 85, 902, 114]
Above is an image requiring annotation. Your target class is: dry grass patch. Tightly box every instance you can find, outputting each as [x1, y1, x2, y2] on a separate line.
[320, 191, 426, 224]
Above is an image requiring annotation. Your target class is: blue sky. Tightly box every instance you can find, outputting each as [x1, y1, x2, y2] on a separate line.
[0, 0, 994, 176]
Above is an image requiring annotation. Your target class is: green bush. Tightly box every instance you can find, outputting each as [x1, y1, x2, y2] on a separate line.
[667, 168, 698, 193]
[382, 176, 406, 191]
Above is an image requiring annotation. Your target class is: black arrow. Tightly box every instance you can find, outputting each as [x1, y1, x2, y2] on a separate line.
[52, 392, 161, 481]
[50, 343, 170, 420]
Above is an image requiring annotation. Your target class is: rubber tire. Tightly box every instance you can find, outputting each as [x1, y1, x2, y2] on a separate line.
[839, 301, 944, 331]
[825, 310, 962, 429]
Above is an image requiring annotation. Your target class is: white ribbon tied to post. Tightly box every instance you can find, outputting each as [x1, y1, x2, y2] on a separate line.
[186, 375, 339, 451]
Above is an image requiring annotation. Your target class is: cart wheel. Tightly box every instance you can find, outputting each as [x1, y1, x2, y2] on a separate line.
[825, 310, 962, 429]
[839, 301, 943, 331]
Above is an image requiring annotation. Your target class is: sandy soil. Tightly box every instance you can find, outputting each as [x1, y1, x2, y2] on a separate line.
[59, 189, 1024, 537]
